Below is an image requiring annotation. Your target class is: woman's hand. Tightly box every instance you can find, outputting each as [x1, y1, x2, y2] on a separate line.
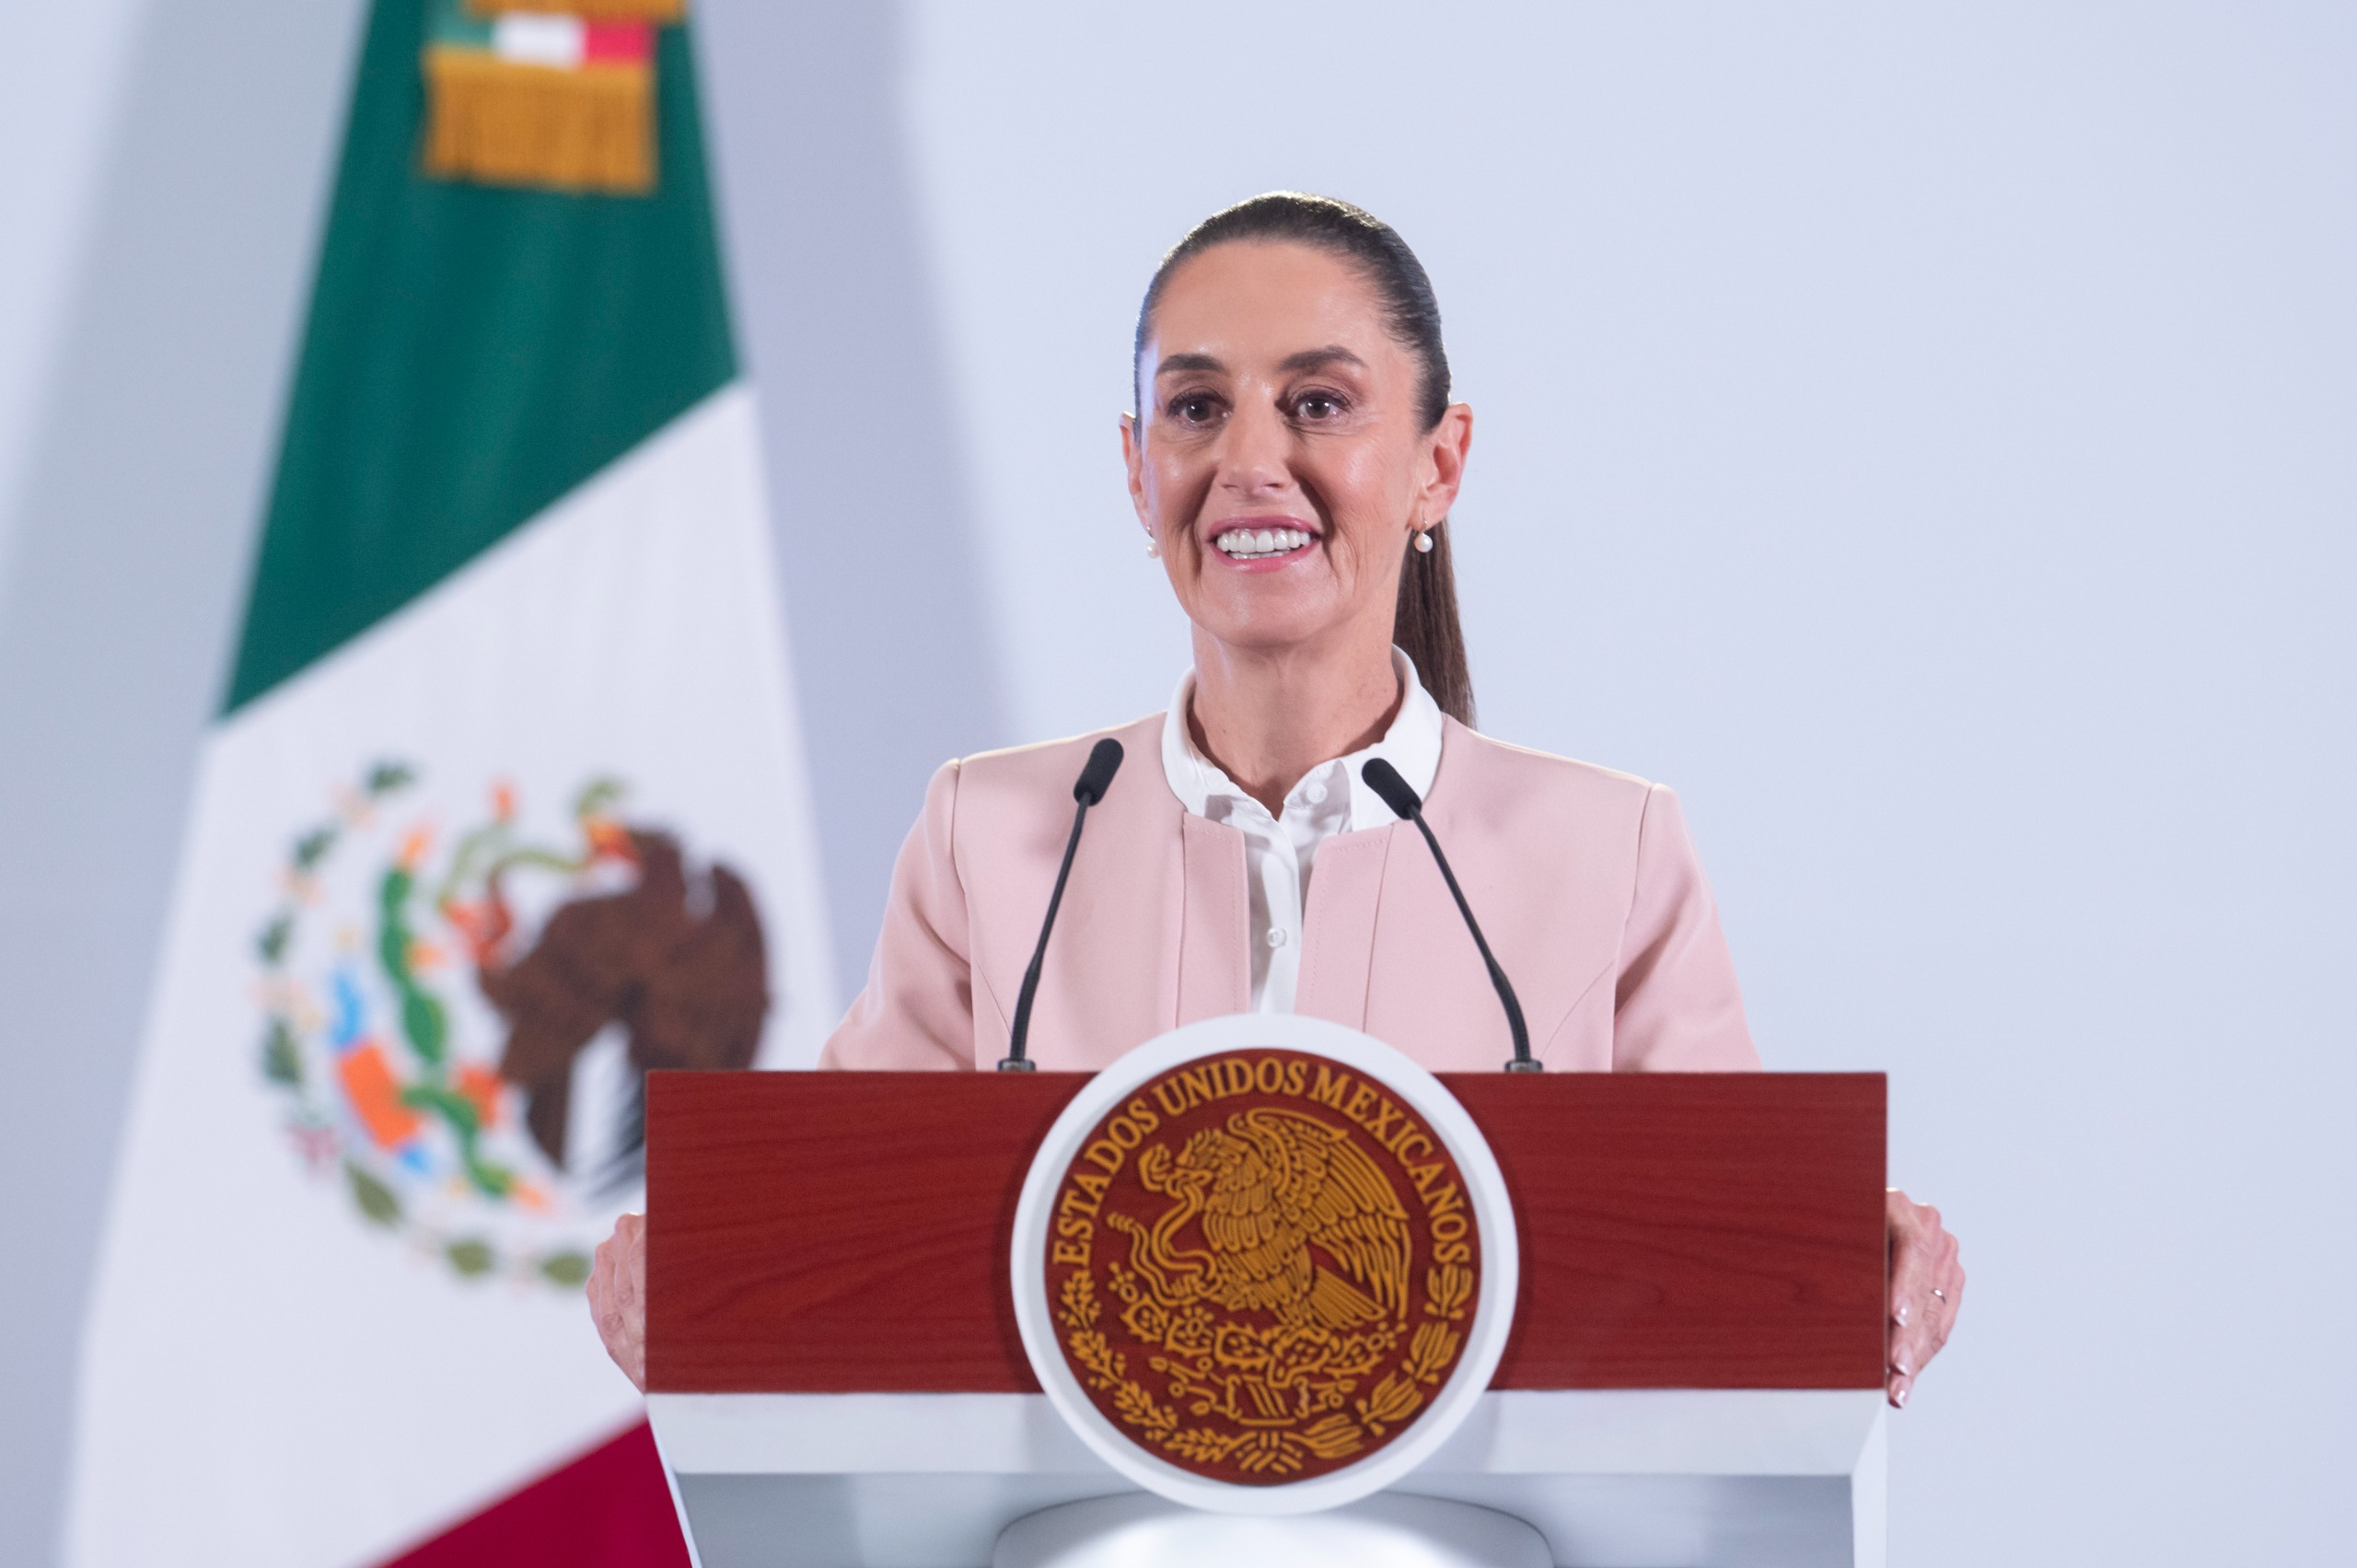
[588, 1213, 647, 1392]
[1886, 1189, 1963, 1408]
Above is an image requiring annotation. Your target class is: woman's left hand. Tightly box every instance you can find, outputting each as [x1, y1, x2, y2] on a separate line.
[1886, 1189, 1963, 1408]
[588, 1213, 647, 1392]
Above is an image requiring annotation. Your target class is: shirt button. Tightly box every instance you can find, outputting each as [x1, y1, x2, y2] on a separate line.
[1303, 781, 1329, 806]
[1266, 927, 1289, 948]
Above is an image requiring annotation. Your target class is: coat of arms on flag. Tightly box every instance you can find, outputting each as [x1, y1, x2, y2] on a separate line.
[256, 761, 767, 1287]
[422, 0, 688, 194]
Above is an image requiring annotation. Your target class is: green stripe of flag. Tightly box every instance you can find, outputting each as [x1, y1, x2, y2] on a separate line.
[226, 0, 736, 713]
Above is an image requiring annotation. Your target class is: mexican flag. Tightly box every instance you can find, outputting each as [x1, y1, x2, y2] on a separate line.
[64, 3, 832, 1564]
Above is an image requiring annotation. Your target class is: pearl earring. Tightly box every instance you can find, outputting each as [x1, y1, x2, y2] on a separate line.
[1144, 536, 1161, 559]
[1414, 529, 1435, 554]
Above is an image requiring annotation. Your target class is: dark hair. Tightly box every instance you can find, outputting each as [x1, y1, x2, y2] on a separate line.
[1133, 192, 1476, 726]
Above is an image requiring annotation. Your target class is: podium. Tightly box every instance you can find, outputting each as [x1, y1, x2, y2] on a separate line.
[643, 1071, 1888, 1568]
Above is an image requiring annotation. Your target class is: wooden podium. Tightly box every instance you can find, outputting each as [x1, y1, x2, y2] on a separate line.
[643, 1072, 1888, 1568]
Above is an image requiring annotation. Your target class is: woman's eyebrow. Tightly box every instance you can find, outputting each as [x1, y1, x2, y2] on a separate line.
[1278, 346, 1365, 374]
[1154, 345, 1365, 378]
[1155, 353, 1225, 376]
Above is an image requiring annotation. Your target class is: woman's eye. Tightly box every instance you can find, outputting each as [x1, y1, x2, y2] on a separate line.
[1170, 394, 1222, 424]
[1295, 392, 1344, 421]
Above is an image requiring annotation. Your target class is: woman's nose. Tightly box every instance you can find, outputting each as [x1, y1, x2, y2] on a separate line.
[1215, 398, 1295, 494]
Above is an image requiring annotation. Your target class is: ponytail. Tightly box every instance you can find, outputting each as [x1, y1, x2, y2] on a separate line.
[1395, 522, 1473, 726]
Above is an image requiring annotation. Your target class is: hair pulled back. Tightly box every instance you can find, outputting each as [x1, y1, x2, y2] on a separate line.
[1134, 192, 1476, 726]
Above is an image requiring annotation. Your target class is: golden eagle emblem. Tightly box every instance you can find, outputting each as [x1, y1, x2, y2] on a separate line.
[1047, 1051, 1480, 1483]
[1118, 1109, 1412, 1334]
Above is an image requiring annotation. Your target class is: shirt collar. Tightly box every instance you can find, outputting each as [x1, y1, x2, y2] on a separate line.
[1160, 646, 1446, 828]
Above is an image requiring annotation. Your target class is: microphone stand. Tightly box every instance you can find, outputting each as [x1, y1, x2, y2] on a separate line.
[998, 738, 1124, 1071]
[1361, 759, 1540, 1073]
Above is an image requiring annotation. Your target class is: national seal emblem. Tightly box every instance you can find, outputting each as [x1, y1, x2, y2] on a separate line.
[1012, 1016, 1518, 1514]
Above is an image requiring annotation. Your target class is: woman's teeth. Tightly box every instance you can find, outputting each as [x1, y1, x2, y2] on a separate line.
[1214, 527, 1311, 560]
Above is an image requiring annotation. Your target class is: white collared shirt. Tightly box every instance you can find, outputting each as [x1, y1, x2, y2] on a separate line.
[1160, 647, 1445, 1013]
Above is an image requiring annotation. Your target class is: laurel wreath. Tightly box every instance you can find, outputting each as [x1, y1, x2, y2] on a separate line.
[1056, 1259, 1473, 1476]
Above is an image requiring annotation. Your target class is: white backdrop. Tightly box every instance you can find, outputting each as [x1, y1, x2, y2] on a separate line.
[3, 3, 2351, 1564]
[893, 5, 2354, 1563]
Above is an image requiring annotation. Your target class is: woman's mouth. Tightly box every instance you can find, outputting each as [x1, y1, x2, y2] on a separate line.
[1212, 525, 1314, 562]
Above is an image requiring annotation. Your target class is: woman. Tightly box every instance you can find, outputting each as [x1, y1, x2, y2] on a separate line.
[591, 193, 1963, 1406]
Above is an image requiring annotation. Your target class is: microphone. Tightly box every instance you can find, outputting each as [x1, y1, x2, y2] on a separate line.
[1360, 758, 1539, 1074]
[998, 738, 1125, 1071]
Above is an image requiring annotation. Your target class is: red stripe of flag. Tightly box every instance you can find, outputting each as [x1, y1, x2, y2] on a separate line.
[582, 22, 653, 64]
[379, 1422, 691, 1568]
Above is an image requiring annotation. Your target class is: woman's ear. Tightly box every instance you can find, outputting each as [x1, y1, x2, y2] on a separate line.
[1120, 412, 1152, 525]
[1418, 403, 1474, 521]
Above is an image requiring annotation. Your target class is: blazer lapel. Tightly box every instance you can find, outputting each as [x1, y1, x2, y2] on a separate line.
[1177, 813, 1249, 1022]
[1295, 825, 1393, 1030]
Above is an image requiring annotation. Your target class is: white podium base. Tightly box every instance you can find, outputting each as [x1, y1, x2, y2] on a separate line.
[649, 1388, 1888, 1567]
[993, 1493, 1551, 1568]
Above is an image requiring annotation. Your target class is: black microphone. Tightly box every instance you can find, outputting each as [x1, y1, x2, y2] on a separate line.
[998, 738, 1125, 1071]
[1361, 758, 1539, 1074]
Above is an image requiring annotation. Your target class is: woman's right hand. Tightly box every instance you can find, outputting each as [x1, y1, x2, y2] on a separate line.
[587, 1212, 647, 1391]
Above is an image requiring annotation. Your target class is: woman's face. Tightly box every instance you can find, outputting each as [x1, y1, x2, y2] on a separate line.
[1123, 241, 1470, 664]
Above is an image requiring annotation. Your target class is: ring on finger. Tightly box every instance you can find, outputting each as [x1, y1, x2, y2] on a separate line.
[1932, 1287, 1947, 1303]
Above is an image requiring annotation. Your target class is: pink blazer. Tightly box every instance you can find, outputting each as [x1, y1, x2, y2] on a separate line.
[819, 714, 1759, 1074]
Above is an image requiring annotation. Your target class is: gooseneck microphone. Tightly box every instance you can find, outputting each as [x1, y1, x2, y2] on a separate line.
[998, 738, 1125, 1071]
[1360, 758, 1539, 1074]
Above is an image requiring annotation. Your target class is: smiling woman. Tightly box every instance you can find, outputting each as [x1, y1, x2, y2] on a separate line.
[1127, 195, 1472, 738]
[587, 192, 1965, 1411]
